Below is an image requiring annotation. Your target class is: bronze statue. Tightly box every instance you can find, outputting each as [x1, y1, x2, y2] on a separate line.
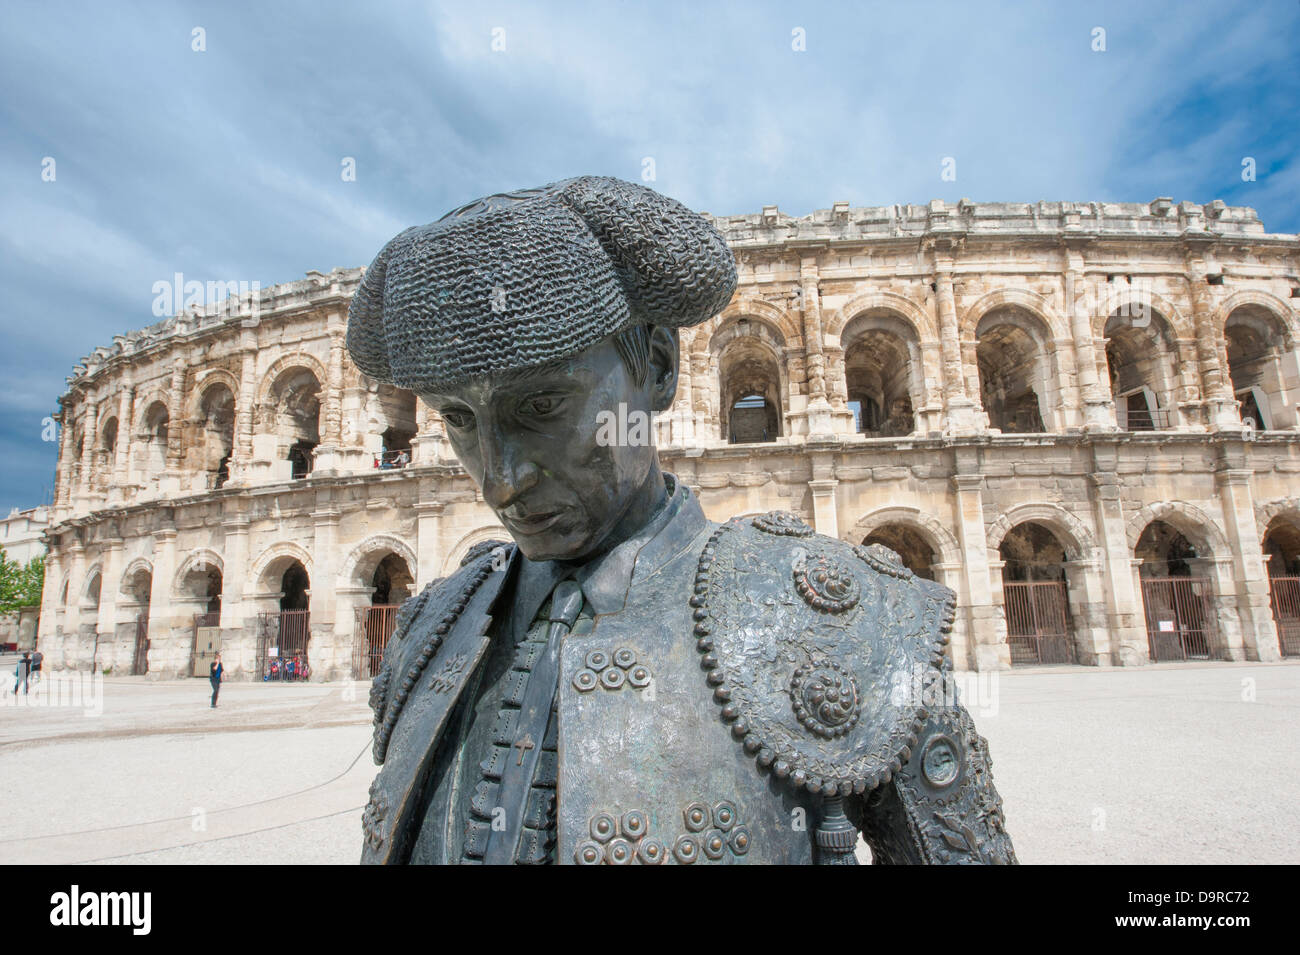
[348, 175, 1017, 864]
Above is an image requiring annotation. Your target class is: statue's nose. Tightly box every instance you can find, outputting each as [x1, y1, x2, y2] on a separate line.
[479, 433, 540, 511]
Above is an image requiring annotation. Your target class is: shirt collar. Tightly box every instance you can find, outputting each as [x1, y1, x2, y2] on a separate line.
[510, 472, 708, 622]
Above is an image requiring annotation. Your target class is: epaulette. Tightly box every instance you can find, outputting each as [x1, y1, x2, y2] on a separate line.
[368, 541, 514, 764]
[690, 512, 955, 798]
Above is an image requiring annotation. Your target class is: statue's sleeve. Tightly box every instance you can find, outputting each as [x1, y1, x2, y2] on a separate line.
[849, 667, 1018, 865]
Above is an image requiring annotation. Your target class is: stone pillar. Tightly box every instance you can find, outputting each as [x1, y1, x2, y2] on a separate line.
[933, 253, 979, 432]
[1214, 457, 1280, 661]
[799, 255, 834, 438]
[147, 526, 179, 677]
[314, 320, 347, 473]
[62, 540, 86, 667]
[1087, 443, 1148, 664]
[1186, 252, 1237, 428]
[1064, 253, 1114, 429]
[414, 497, 445, 590]
[78, 400, 98, 501]
[114, 383, 135, 488]
[949, 456, 1007, 670]
[231, 339, 257, 484]
[691, 351, 714, 442]
[97, 537, 124, 670]
[39, 540, 64, 648]
[166, 360, 186, 469]
[808, 479, 839, 539]
[410, 402, 446, 466]
[56, 403, 77, 507]
[311, 491, 340, 679]
[220, 512, 250, 672]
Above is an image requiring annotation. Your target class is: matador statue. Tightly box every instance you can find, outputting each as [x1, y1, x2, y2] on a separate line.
[347, 175, 1017, 865]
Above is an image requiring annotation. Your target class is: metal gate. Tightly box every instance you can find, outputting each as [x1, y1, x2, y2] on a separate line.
[256, 610, 311, 680]
[352, 604, 399, 679]
[1140, 576, 1217, 661]
[1003, 581, 1075, 665]
[131, 612, 150, 676]
[1269, 576, 1300, 658]
[191, 611, 220, 677]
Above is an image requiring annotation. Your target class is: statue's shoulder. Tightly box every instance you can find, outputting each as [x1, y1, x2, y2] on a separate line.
[368, 541, 514, 755]
[691, 511, 955, 797]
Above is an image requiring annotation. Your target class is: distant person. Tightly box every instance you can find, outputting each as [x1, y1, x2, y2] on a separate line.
[13, 652, 31, 695]
[209, 652, 223, 708]
[394, 449, 410, 468]
[29, 649, 43, 687]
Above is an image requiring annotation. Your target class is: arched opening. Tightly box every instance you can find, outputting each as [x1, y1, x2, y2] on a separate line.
[1135, 520, 1218, 660]
[197, 383, 236, 489]
[844, 321, 917, 436]
[862, 524, 935, 580]
[257, 559, 311, 681]
[123, 566, 152, 675]
[1225, 306, 1295, 431]
[140, 401, 170, 475]
[998, 522, 1077, 664]
[1105, 309, 1178, 431]
[266, 368, 321, 479]
[976, 310, 1049, 433]
[354, 552, 415, 677]
[100, 416, 118, 457]
[375, 385, 418, 469]
[1263, 517, 1300, 657]
[715, 322, 784, 444]
[83, 571, 102, 611]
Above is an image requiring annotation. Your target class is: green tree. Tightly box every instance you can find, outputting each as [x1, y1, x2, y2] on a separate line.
[0, 546, 45, 613]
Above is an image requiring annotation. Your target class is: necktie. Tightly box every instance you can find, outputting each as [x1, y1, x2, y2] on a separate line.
[481, 580, 584, 864]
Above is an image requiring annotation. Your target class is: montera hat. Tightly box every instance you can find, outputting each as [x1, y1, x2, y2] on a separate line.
[346, 175, 737, 393]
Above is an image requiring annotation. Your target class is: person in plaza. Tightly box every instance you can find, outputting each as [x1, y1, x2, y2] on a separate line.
[12, 651, 31, 695]
[29, 648, 43, 688]
[349, 175, 1017, 865]
[209, 651, 223, 708]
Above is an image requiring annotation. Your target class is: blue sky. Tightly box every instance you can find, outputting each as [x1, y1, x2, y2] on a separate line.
[1, 0, 1296, 511]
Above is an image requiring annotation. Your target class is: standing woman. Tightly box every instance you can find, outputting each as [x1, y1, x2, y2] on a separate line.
[209, 651, 223, 708]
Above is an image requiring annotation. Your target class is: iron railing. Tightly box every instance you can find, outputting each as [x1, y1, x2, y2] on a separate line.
[353, 604, 400, 679]
[1269, 576, 1300, 658]
[1123, 407, 1172, 431]
[1140, 576, 1217, 661]
[1003, 580, 1076, 665]
[256, 610, 311, 681]
[131, 612, 150, 676]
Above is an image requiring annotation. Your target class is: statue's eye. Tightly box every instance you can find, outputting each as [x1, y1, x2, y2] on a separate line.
[519, 395, 563, 417]
[440, 409, 474, 430]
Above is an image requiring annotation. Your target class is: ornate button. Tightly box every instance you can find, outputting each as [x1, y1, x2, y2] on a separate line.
[605, 838, 634, 865]
[789, 659, 861, 739]
[590, 813, 616, 843]
[620, 810, 647, 840]
[600, 666, 625, 690]
[628, 665, 651, 688]
[673, 835, 699, 864]
[572, 668, 598, 692]
[637, 840, 665, 865]
[585, 650, 609, 671]
[729, 826, 751, 855]
[793, 554, 861, 614]
[702, 829, 727, 860]
[921, 734, 961, 788]
[712, 800, 737, 831]
[753, 510, 814, 537]
[575, 841, 603, 865]
[683, 802, 709, 832]
[613, 647, 637, 669]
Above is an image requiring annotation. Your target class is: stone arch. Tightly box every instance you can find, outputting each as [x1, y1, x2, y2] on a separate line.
[256, 353, 329, 409]
[172, 548, 225, 598]
[715, 297, 802, 344]
[710, 318, 787, 443]
[119, 557, 154, 599]
[1256, 497, 1300, 542]
[1221, 295, 1299, 431]
[1215, 290, 1299, 348]
[1094, 287, 1192, 340]
[974, 305, 1059, 433]
[188, 369, 241, 419]
[250, 541, 315, 591]
[81, 563, 104, 606]
[987, 503, 1100, 562]
[132, 387, 171, 435]
[961, 287, 1068, 342]
[442, 525, 510, 576]
[338, 534, 418, 589]
[826, 291, 937, 344]
[844, 506, 963, 568]
[1126, 501, 1231, 557]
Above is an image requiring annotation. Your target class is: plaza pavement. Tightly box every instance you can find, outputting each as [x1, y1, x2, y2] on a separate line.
[0, 656, 1295, 864]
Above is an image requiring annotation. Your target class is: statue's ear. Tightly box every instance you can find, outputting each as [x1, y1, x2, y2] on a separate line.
[648, 326, 680, 414]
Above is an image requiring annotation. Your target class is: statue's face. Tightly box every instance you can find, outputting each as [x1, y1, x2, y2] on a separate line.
[423, 331, 675, 562]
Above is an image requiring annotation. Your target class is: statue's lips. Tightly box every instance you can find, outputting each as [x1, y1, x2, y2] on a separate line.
[504, 509, 564, 536]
